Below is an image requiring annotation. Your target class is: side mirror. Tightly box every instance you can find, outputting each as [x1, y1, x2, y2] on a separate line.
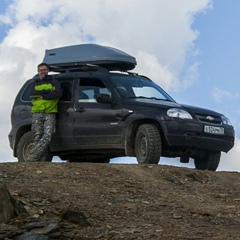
[96, 94, 112, 104]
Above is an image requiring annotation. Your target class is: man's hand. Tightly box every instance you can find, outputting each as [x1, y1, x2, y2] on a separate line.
[35, 96, 43, 101]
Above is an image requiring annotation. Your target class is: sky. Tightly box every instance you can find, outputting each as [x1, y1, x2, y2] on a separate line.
[0, 0, 239, 172]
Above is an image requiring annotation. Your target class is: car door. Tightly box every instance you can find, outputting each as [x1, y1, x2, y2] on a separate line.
[50, 76, 76, 151]
[73, 77, 124, 147]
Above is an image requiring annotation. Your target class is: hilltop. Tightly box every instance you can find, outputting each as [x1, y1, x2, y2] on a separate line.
[0, 162, 240, 239]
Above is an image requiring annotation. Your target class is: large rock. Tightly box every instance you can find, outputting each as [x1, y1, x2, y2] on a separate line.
[0, 178, 26, 223]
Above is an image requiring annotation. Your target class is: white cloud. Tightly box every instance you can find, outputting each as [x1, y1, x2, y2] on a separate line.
[211, 87, 232, 103]
[135, 50, 177, 91]
[0, 0, 220, 164]
[0, 0, 212, 85]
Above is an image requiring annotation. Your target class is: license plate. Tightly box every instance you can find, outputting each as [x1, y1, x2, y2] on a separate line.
[204, 125, 224, 135]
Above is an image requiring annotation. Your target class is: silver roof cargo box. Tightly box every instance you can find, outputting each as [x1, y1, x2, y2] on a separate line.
[43, 44, 137, 71]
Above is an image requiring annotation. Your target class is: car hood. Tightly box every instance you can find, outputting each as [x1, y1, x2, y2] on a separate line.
[124, 99, 223, 116]
[124, 98, 181, 109]
[181, 104, 223, 116]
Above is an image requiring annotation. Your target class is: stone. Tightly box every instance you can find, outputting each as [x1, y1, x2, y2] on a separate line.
[0, 179, 16, 223]
[15, 232, 49, 240]
[0, 179, 27, 224]
[61, 210, 91, 227]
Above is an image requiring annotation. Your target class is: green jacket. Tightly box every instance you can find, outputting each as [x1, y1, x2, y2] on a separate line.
[30, 75, 62, 113]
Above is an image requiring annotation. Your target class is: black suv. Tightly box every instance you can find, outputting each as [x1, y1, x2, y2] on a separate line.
[8, 44, 235, 171]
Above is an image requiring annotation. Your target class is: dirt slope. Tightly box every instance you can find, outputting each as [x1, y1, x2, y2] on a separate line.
[0, 162, 240, 239]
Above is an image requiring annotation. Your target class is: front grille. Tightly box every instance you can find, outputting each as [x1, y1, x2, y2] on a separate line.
[195, 113, 222, 124]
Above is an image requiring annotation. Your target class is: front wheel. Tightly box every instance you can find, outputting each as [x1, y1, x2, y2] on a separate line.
[194, 151, 221, 171]
[135, 124, 162, 164]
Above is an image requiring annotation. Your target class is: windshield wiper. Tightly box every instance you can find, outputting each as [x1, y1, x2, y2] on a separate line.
[135, 96, 171, 101]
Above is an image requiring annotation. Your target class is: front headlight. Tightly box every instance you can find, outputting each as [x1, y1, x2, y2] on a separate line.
[221, 115, 232, 125]
[167, 108, 193, 119]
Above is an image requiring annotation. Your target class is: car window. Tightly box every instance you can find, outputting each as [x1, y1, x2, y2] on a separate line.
[59, 80, 73, 102]
[21, 82, 32, 102]
[111, 74, 175, 102]
[79, 78, 111, 102]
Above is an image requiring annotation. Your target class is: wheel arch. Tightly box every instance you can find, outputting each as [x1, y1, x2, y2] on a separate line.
[125, 118, 167, 156]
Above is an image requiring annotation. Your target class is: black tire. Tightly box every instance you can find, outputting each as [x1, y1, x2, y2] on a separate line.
[194, 151, 221, 171]
[17, 132, 35, 162]
[17, 131, 53, 162]
[135, 124, 162, 164]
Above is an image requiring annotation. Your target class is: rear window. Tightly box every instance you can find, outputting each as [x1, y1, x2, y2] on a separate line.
[21, 83, 32, 102]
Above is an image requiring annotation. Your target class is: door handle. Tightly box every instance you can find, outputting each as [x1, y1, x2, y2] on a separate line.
[75, 107, 86, 112]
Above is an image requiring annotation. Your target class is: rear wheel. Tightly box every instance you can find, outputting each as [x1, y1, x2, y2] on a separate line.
[17, 131, 53, 162]
[135, 124, 162, 164]
[17, 132, 34, 162]
[194, 151, 221, 171]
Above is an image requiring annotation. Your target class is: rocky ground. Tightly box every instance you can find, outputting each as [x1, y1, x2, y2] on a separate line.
[0, 162, 240, 240]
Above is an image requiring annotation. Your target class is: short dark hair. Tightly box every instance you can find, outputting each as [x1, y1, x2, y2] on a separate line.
[37, 63, 49, 71]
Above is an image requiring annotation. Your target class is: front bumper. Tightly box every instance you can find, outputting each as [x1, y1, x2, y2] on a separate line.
[162, 120, 235, 153]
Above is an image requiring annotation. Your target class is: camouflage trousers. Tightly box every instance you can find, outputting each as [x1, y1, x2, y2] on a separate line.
[29, 113, 56, 162]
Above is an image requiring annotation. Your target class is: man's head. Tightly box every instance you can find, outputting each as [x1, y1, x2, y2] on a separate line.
[38, 63, 49, 79]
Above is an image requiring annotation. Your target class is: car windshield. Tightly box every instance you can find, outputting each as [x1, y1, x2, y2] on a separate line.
[111, 74, 175, 102]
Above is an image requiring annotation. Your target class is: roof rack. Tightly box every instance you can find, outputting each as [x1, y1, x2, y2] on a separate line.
[49, 63, 108, 73]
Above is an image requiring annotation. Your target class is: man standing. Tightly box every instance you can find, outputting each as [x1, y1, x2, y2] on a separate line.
[28, 63, 62, 162]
